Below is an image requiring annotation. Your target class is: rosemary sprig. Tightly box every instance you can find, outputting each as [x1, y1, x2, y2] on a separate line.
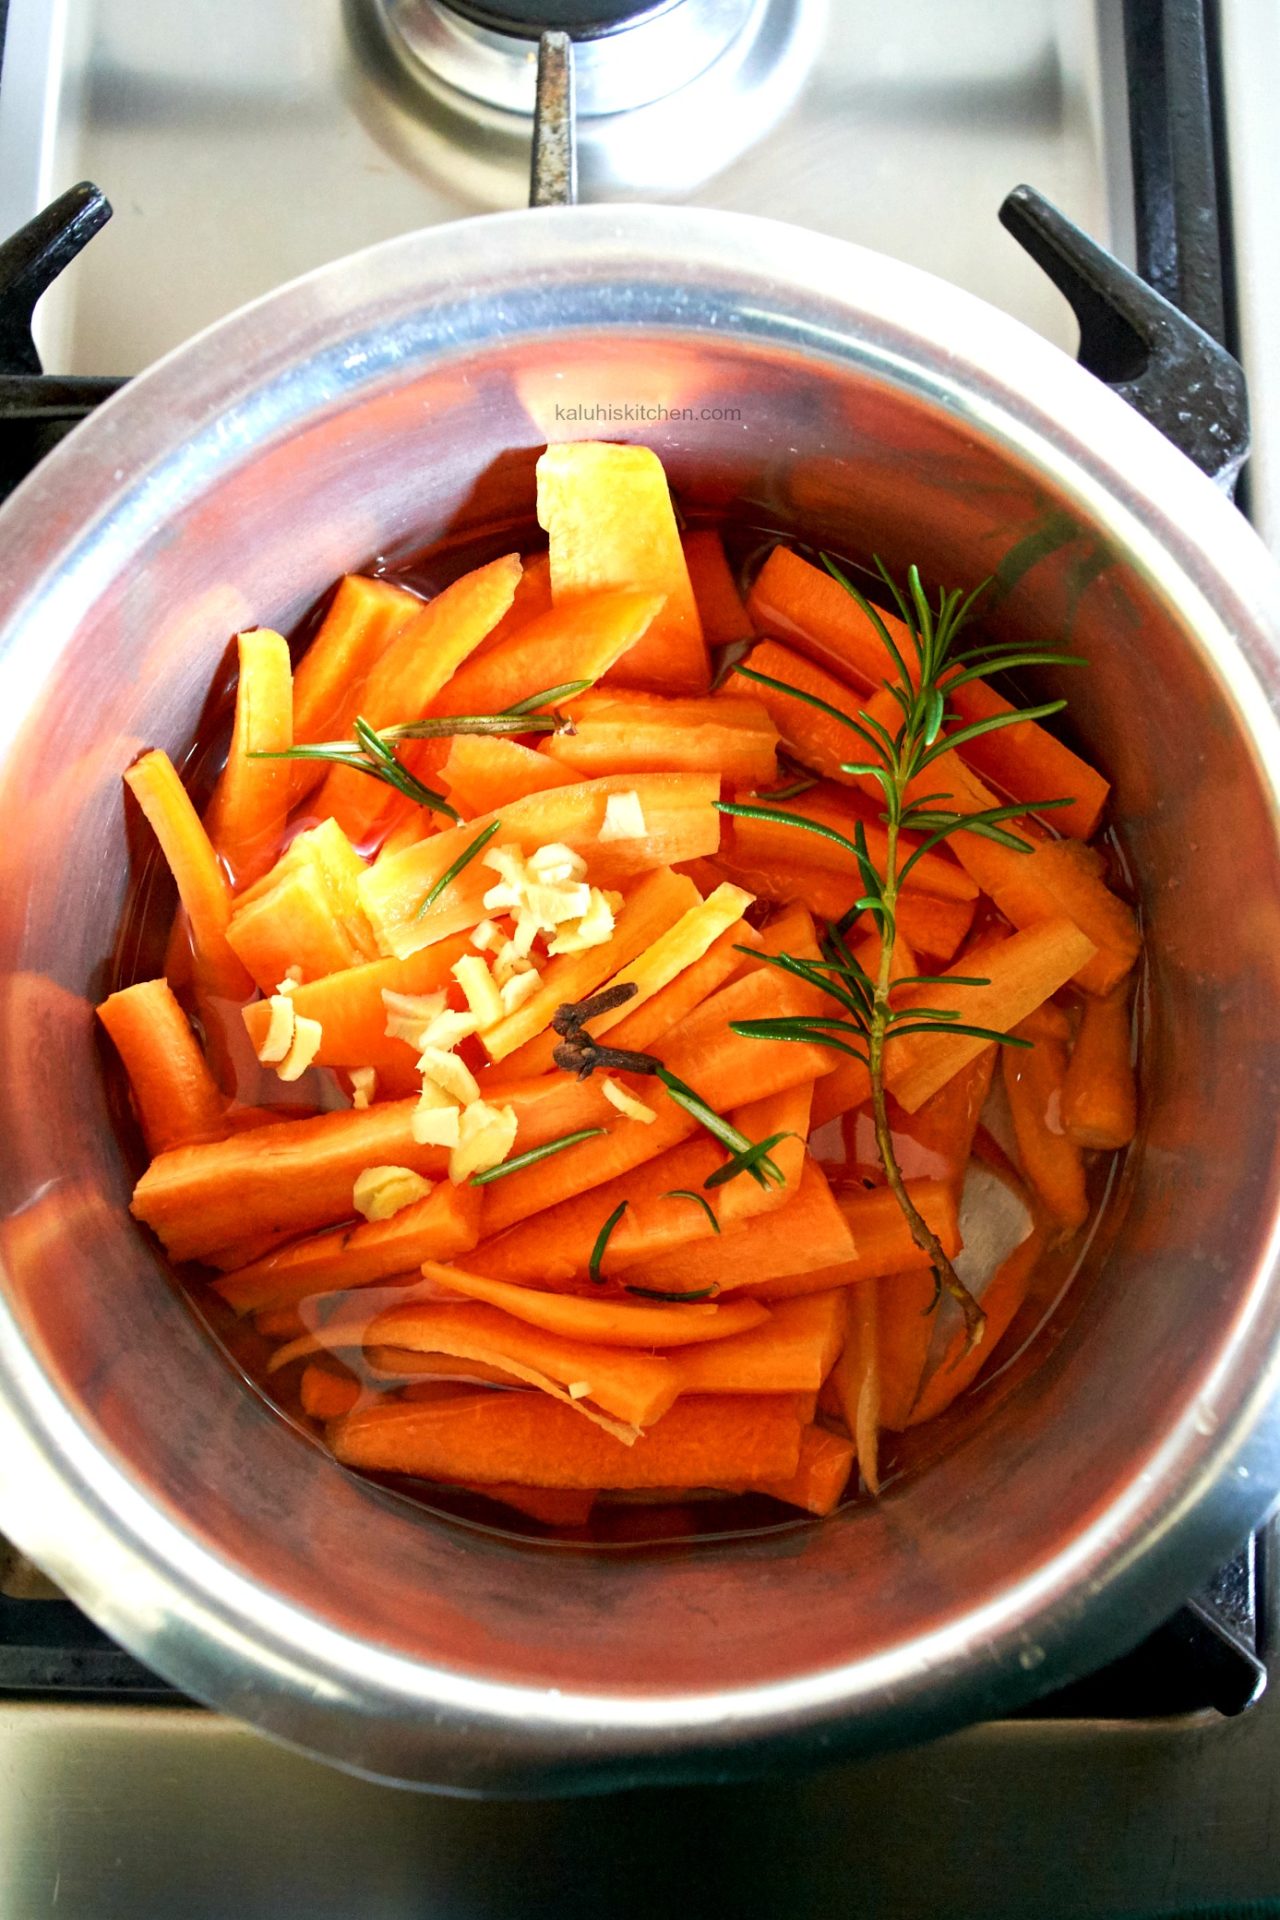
[589, 1201, 629, 1285]
[654, 1068, 787, 1190]
[665, 1189, 722, 1233]
[725, 554, 1082, 1351]
[415, 818, 501, 919]
[256, 711, 460, 820]
[469, 1126, 606, 1185]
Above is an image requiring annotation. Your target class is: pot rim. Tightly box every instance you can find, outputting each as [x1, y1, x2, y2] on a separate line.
[2, 202, 1280, 1790]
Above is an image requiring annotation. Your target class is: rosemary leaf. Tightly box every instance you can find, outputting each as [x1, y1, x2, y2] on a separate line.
[655, 1067, 785, 1187]
[623, 1283, 720, 1302]
[415, 818, 502, 920]
[589, 1201, 630, 1285]
[714, 799, 863, 866]
[729, 1018, 870, 1063]
[884, 1022, 1033, 1047]
[503, 679, 594, 715]
[469, 1127, 607, 1185]
[665, 1189, 721, 1233]
[703, 1130, 797, 1191]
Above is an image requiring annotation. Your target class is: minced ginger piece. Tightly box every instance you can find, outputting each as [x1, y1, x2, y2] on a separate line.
[602, 1077, 657, 1124]
[349, 1067, 377, 1110]
[599, 791, 648, 842]
[255, 994, 296, 1065]
[419, 1045, 481, 1107]
[274, 965, 303, 997]
[449, 1098, 518, 1183]
[353, 1164, 432, 1223]
[411, 1084, 462, 1148]
[418, 1007, 480, 1054]
[452, 953, 504, 1030]
[526, 843, 587, 886]
[382, 988, 447, 1047]
[499, 969, 542, 1015]
[548, 888, 616, 955]
[470, 917, 501, 952]
[276, 1013, 322, 1083]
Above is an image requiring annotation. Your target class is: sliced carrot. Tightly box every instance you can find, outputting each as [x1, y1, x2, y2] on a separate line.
[877, 1268, 944, 1430]
[97, 979, 228, 1154]
[888, 919, 1097, 1113]
[729, 641, 867, 785]
[826, 1048, 996, 1186]
[330, 1389, 804, 1489]
[359, 772, 721, 960]
[981, 839, 1140, 997]
[479, 866, 699, 1064]
[477, 969, 835, 1236]
[203, 630, 293, 889]
[460, 1481, 595, 1528]
[369, 1347, 523, 1388]
[751, 1423, 855, 1515]
[746, 546, 1108, 837]
[702, 849, 975, 965]
[255, 1304, 307, 1339]
[362, 1300, 679, 1428]
[1002, 1022, 1088, 1230]
[726, 779, 976, 904]
[538, 441, 709, 694]
[313, 553, 521, 839]
[421, 1261, 770, 1348]
[124, 750, 251, 999]
[1062, 984, 1137, 1149]
[543, 690, 778, 785]
[906, 1223, 1048, 1426]
[299, 1362, 361, 1419]
[473, 1080, 813, 1279]
[425, 589, 665, 723]
[744, 1178, 961, 1299]
[241, 929, 473, 1073]
[616, 1161, 854, 1293]
[604, 920, 762, 1054]
[131, 1099, 451, 1261]
[214, 1181, 483, 1313]
[469, 550, 554, 659]
[289, 575, 421, 805]
[440, 734, 576, 815]
[682, 529, 752, 646]
[832, 1283, 881, 1494]
[227, 862, 361, 992]
[666, 1292, 846, 1396]
[496, 878, 752, 1075]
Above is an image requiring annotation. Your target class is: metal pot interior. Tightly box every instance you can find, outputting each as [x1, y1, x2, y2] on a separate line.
[0, 210, 1279, 1789]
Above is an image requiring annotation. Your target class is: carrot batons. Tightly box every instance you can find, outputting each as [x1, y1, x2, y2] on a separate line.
[330, 1390, 805, 1489]
[1062, 985, 1137, 1149]
[604, 920, 761, 1054]
[729, 641, 868, 785]
[537, 442, 710, 694]
[204, 629, 293, 888]
[131, 1099, 450, 1261]
[544, 690, 778, 785]
[725, 779, 977, 904]
[441, 734, 576, 815]
[876, 1268, 944, 1431]
[289, 575, 421, 806]
[618, 1161, 854, 1294]
[833, 1281, 881, 1494]
[97, 979, 228, 1154]
[753, 1424, 854, 1515]
[906, 1224, 1047, 1426]
[428, 589, 666, 722]
[423, 1262, 770, 1347]
[227, 817, 375, 991]
[473, 551, 554, 656]
[748, 1178, 960, 1299]
[124, 749, 251, 1000]
[299, 1363, 361, 1420]
[702, 850, 975, 967]
[1002, 1022, 1089, 1231]
[682, 529, 751, 645]
[213, 1180, 482, 1313]
[667, 1292, 846, 1396]
[979, 838, 1140, 998]
[241, 930, 472, 1074]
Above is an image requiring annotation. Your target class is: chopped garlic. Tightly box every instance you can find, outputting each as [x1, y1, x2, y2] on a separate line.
[548, 887, 616, 955]
[470, 917, 501, 953]
[274, 965, 303, 997]
[480, 844, 526, 911]
[602, 1077, 657, 1125]
[499, 969, 542, 1015]
[418, 1007, 480, 1053]
[382, 988, 447, 1047]
[492, 938, 535, 988]
[349, 1067, 377, 1110]
[353, 1164, 432, 1223]
[452, 953, 504, 1030]
[255, 993, 296, 1065]
[526, 842, 587, 886]
[599, 790, 648, 842]
[524, 880, 592, 927]
[411, 1085, 462, 1148]
[566, 1381, 591, 1401]
[509, 910, 540, 958]
[448, 1098, 518, 1183]
[276, 1013, 323, 1082]
[419, 1045, 481, 1107]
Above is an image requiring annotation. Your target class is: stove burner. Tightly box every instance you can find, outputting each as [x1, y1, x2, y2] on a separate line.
[440, 0, 680, 38]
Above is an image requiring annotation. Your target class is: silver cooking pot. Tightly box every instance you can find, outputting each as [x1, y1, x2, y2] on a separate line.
[0, 204, 1279, 1794]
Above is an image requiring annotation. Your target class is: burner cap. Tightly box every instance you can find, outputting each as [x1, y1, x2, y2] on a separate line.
[439, 1, 681, 39]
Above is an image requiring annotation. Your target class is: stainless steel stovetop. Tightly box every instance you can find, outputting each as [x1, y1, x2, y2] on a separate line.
[2, 2, 1280, 1913]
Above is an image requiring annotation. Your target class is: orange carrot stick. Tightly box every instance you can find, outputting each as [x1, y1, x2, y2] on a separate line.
[751, 1424, 854, 1515]
[421, 1262, 770, 1347]
[213, 1181, 483, 1313]
[833, 1283, 881, 1494]
[255, 1305, 307, 1339]
[876, 1268, 943, 1430]
[537, 441, 709, 694]
[227, 862, 363, 991]
[666, 1292, 846, 1396]
[203, 629, 293, 888]
[617, 1161, 854, 1294]
[369, 1348, 524, 1388]
[426, 589, 665, 723]
[826, 1048, 996, 1187]
[726, 779, 976, 904]
[1002, 1022, 1088, 1230]
[123, 750, 251, 999]
[728, 640, 866, 784]
[288, 575, 421, 806]
[703, 849, 975, 965]
[906, 1224, 1047, 1426]
[682, 529, 751, 645]
[1062, 984, 1137, 1149]
[440, 734, 576, 814]
[131, 1099, 452, 1261]
[330, 1390, 804, 1488]
[299, 1362, 361, 1419]
[544, 690, 778, 785]
[460, 1481, 595, 1528]
[471, 550, 553, 657]
[744, 1179, 961, 1301]
[604, 920, 762, 1053]
[97, 979, 228, 1154]
[241, 930, 473, 1073]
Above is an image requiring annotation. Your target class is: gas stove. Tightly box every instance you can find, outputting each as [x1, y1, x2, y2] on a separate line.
[2, 2, 1280, 1915]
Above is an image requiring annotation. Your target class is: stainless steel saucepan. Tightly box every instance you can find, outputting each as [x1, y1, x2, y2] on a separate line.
[0, 203, 1278, 1792]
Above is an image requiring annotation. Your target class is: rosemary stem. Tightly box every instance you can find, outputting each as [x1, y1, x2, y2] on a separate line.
[870, 813, 986, 1353]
